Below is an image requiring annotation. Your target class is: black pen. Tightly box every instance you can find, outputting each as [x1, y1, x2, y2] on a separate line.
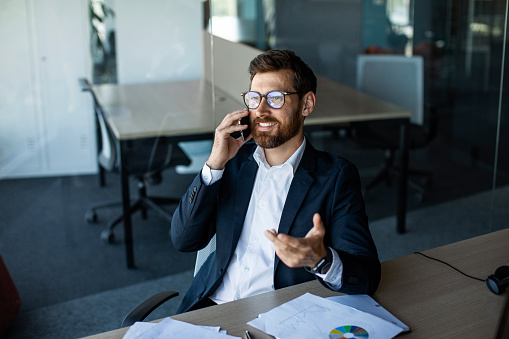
[245, 330, 253, 339]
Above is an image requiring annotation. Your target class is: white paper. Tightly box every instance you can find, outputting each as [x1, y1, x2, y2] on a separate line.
[123, 322, 155, 338]
[248, 293, 404, 339]
[123, 318, 240, 339]
[327, 294, 409, 332]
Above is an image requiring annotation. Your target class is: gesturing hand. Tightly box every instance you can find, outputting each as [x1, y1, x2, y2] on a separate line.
[206, 109, 252, 170]
[264, 213, 327, 268]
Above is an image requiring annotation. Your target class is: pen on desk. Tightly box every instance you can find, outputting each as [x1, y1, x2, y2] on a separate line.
[245, 330, 253, 339]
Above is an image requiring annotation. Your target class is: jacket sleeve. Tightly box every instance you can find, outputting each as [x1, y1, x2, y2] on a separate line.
[170, 172, 221, 252]
[323, 162, 381, 295]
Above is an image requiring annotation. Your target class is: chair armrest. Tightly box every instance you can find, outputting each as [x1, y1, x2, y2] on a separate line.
[121, 291, 179, 328]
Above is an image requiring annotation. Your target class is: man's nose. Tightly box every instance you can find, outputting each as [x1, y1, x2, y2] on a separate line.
[255, 97, 271, 116]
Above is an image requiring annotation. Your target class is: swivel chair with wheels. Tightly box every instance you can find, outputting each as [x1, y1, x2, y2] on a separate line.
[352, 55, 437, 202]
[79, 78, 191, 243]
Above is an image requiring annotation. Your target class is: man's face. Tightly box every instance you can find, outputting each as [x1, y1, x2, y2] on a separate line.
[249, 70, 305, 149]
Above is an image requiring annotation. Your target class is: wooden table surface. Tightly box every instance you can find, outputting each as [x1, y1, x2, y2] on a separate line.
[83, 228, 509, 338]
[93, 77, 409, 141]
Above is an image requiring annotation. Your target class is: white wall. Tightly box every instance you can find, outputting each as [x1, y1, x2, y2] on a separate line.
[115, 0, 202, 84]
[0, 0, 42, 176]
[0, 0, 95, 179]
[0, 0, 203, 178]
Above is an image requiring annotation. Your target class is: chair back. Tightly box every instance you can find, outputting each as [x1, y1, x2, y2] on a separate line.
[194, 234, 217, 276]
[79, 78, 190, 177]
[79, 78, 118, 172]
[96, 106, 118, 172]
[357, 55, 424, 126]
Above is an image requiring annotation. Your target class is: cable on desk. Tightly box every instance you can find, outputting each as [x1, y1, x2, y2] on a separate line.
[414, 251, 485, 282]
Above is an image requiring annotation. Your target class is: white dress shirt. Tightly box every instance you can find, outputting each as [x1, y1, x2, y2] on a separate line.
[201, 139, 343, 304]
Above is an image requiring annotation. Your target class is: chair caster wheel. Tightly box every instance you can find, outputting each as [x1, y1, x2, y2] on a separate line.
[85, 210, 98, 223]
[101, 230, 115, 243]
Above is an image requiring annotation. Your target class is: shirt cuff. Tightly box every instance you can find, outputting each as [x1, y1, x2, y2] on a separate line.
[316, 247, 343, 289]
[201, 163, 224, 186]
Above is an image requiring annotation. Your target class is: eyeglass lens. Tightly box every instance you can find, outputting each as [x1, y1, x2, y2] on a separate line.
[244, 91, 285, 109]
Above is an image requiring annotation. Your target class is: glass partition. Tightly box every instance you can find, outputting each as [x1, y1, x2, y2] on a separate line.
[206, 0, 509, 250]
[0, 3, 507, 335]
[492, 6, 508, 231]
[0, 0, 207, 323]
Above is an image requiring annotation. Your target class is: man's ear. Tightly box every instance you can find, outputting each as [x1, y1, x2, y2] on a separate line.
[302, 92, 316, 117]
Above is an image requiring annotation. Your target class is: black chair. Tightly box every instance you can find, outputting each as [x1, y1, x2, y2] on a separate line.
[79, 78, 191, 243]
[352, 55, 437, 202]
[122, 291, 180, 327]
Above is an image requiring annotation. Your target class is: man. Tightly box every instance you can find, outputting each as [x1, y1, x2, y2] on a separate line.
[171, 50, 380, 314]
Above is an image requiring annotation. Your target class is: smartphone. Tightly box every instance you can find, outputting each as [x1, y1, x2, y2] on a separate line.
[231, 115, 251, 141]
[239, 115, 251, 142]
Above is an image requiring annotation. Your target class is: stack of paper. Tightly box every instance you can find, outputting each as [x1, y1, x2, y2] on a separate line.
[326, 294, 409, 332]
[122, 317, 241, 339]
[248, 293, 408, 339]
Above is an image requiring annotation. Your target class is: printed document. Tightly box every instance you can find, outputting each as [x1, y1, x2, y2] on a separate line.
[248, 293, 404, 339]
[327, 294, 409, 332]
[122, 317, 240, 339]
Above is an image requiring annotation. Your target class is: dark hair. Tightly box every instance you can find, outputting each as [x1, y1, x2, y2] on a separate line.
[248, 50, 317, 98]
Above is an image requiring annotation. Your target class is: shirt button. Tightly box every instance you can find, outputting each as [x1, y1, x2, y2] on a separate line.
[258, 203, 264, 208]
[244, 266, 250, 272]
[269, 174, 273, 179]
[252, 236, 258, 242]
[204, 175, 209, 181]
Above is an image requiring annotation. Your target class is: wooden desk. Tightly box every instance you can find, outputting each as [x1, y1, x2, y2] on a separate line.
[84, 228, 509, 338]
[93, 77, 410, 268]
[94, 77, 408, 139]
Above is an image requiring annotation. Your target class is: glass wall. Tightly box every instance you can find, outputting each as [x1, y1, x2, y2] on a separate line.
[0, 3, 507, 336]
[206, 0, 508, 236]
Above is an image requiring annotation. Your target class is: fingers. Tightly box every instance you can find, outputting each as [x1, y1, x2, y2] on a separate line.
[273, 213, 325, 247]
[265, 231, 304, 267]
[265, 229, 277, 241]
[275, 232, 303, 248]
[305, 213, 326, 238]
[207, 109, 250, 170]
[216, 109, 250, 136]
[264, 213, 327, 268]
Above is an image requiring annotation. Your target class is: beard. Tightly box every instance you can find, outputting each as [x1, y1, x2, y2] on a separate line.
[251, 105, 303, 149]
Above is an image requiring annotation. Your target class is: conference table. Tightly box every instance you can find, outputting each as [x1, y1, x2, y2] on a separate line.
[92, 76, 410, 268]
[84, 228, 509, 338]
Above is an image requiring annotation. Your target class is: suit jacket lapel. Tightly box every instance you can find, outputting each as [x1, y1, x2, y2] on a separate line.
[275, 142, 317, 270]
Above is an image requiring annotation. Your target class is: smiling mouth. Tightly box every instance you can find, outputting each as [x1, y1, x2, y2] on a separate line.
[258, 122, 277, 127]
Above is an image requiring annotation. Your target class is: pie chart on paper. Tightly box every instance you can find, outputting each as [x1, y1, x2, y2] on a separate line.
[329, 325, 369, 339]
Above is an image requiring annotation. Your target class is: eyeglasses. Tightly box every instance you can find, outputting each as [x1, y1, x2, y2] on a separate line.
[241, 90, 305, 109]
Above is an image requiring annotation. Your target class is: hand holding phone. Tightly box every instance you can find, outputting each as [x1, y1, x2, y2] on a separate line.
[207, 109, 250, 170]
[230, 114, 251, 141]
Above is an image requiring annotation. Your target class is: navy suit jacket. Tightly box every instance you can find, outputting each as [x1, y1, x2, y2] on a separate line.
[171, 140, 380, 314]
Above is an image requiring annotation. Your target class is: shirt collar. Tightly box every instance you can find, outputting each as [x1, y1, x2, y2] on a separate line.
[253, 138, 306, 175]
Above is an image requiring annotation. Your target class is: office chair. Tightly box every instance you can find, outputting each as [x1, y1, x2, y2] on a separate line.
[121, 235, 217, 327]
[79, 78, 191, 243]
[352, 55, 437, 202]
